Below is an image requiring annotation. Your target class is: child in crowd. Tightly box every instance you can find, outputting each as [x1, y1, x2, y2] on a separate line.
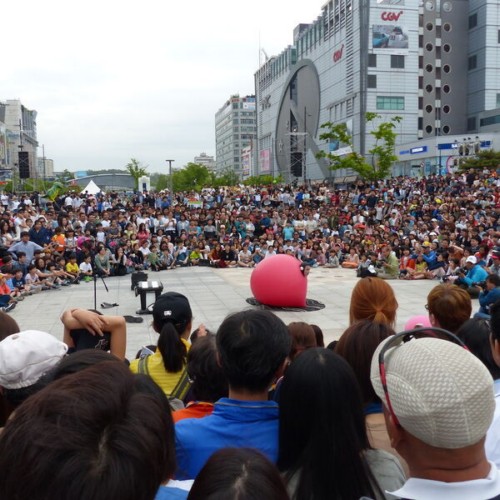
[79, 255, 94, 282]
[11, 269, 30, 297]
[147, 244, 160, 271]
[24, 264, 44, 293]
[65, 254, 81, 283]
[0, 273, 21, 307]
[95, 223, 107, 246]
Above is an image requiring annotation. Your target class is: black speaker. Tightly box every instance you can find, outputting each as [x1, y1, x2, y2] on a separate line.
[290, 152, 302, 177]
[18, 151, 30, 179]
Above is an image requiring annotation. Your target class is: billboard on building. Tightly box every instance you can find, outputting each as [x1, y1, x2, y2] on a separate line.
[241, 146, 251, 177]
[260, 149, 270, 173]
[0, 129, 5, 167]
[372, 24, 409, 53]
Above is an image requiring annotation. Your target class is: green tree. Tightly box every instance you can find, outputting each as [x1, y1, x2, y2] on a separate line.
[172, 163, 211, 192]
[243, 174, 284, 186]
[458, 149, 500, 171]
[125, 158, 148, 189]
[56, 169, 75, 183]
[316, 113, 401, 181]
[154, 174, 169, 191]
[212, 167, 240, 187]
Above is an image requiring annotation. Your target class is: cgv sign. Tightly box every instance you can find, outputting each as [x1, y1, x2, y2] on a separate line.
[381, 11, 403, 21]
[333, 44, 344, 62]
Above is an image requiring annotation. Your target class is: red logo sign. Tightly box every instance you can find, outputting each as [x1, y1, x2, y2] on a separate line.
[381, 11, 403, 21]
[333, 44, 344, 62]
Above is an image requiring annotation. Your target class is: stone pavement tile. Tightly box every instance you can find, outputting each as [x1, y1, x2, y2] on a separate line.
[7, 266, 479, 360]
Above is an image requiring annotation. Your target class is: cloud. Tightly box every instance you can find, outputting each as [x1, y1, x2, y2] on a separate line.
[2, 0, 321, 172]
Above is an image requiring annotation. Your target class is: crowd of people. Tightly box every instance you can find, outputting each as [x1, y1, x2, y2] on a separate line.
[0, 169, 499, 312]
[1, 275, 500, 499]
[0, 171, 499, 498]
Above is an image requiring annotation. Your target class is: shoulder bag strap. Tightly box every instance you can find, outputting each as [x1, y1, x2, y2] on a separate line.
[137, 355, 150, 376]
[170, 365, 190, 401]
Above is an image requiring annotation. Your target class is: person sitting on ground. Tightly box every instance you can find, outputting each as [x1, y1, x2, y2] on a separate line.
[129, 292, 193, 401]
[0, 273, 19, 310]
[370, 333, 499, 499]
[188, 448, 289, 500]
[456, 255, 489, 298]
[341, 247, 360, 269]
[175, 309, 291, 479]
[94, 245, 112, 277]
[349, 277, 398, 328]
[237, 243, 255, 268]
[407, 253, 429, 280]
[376, 245, 400, 280]
[173, 335, 228, 423]
[426, 283, 472, 333]
[60, 308, 127, 361]
[278, 348, 405, 499]
[10, 269, 31, 298]
[24, 263, 45, 292]
[220, 244, 237, 267]
[65, 253, 81, 283]
[475, 274, 500, 320]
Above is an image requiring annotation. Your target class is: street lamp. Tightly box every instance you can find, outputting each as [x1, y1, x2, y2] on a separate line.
[165, 159, 174, 204]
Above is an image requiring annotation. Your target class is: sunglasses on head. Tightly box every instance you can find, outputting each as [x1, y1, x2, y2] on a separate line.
[378, 327, 467, 427]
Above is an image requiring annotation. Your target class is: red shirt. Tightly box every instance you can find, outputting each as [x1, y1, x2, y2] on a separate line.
[172, 402, 214, 423]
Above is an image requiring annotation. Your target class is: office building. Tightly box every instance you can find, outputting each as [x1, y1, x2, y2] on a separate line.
[215, 94, 257, 177]
[2, 100, 38, 177]
[193, 152, 216, 171]
[254, 0, 500, 181]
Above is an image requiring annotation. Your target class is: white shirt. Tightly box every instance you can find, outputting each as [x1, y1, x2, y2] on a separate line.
[387, 462, 500, 500]
[486, 380, 500, 468]
[79, 262, 93, 273]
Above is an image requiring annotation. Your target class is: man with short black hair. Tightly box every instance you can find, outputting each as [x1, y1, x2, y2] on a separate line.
[475, 274, 500, 320]
[8, 232, 43, 263]
[175, 309, 291, 479]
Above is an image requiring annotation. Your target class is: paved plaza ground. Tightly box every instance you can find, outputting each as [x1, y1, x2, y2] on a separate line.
[9, 267, 478, 359]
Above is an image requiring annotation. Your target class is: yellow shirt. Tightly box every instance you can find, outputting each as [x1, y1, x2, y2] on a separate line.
[66, 262, 79, 273]
[129, 338, 190, 397]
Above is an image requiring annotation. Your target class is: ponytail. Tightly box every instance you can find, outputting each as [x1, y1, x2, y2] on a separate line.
[372, 310, 389, 325]
[157, 321, 187, 373]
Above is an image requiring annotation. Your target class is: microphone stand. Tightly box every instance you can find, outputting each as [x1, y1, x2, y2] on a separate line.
[93, 272, 109, 311]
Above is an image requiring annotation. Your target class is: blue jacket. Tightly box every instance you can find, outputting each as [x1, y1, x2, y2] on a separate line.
[462, 265, 489, 287]
[479, 287, 500, 315]
[412, 250, 441, 271]
[175, 398, 279, 480]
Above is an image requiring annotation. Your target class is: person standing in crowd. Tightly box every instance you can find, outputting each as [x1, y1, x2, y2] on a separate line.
[371, 334, 499, 499]
[175, 309, 290, 479]
[278, 348, 405, 499]
[130, 292, 193, 401]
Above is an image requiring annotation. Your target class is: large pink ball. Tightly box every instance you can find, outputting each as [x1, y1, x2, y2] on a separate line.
[250, 255, 307, 307]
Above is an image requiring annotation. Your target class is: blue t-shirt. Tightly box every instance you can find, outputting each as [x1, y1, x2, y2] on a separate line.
[155, 480, 192, 500]
[175, 398, 279, 479]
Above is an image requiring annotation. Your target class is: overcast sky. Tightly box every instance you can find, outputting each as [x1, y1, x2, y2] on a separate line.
[3, 0, 322, 174]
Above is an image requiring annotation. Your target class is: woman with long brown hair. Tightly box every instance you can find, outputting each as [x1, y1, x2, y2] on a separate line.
[349, 277, 398, 327]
